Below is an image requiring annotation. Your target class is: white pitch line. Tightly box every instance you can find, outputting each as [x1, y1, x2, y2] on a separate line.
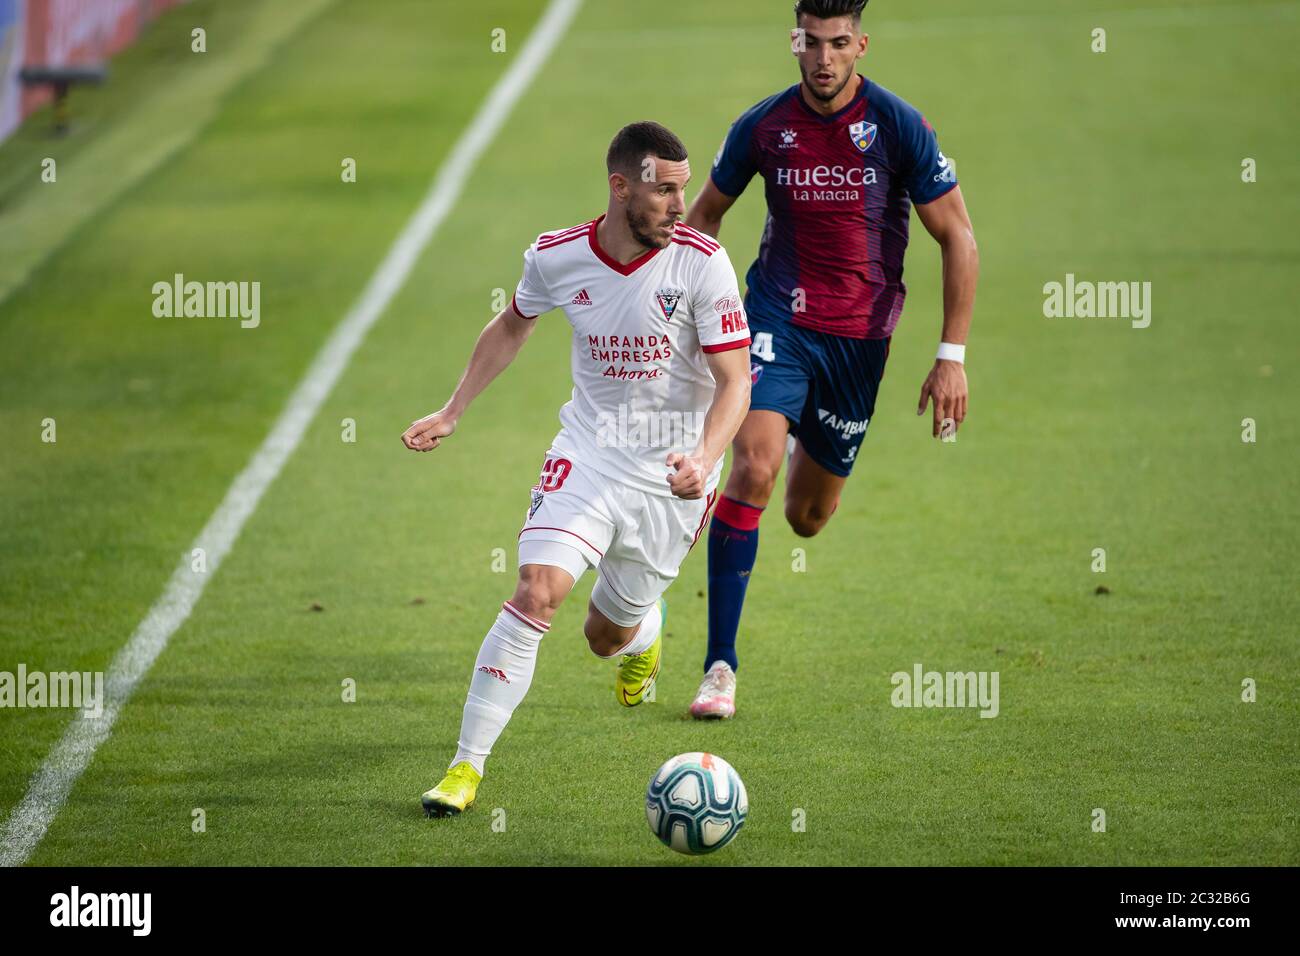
[0, 0, 583, 868]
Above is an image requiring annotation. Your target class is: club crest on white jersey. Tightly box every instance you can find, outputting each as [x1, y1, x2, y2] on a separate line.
[655, 288, 683, 323]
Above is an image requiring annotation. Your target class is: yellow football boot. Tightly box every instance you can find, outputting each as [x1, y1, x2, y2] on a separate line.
[421, 761, 481, 817]
[616, 598, 664, 707]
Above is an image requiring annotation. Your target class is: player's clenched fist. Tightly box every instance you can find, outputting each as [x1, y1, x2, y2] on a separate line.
[402, 409, 457, 452]
[666, 452, 709, 499]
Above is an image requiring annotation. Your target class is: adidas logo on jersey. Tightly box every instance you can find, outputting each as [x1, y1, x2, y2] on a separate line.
[571, 289, 593, 306]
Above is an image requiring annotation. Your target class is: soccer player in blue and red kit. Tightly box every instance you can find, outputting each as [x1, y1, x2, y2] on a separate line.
[683, 0, 979, 718]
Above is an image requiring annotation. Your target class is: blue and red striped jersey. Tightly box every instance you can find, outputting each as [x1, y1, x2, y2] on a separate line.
[711, 75, 957, 339]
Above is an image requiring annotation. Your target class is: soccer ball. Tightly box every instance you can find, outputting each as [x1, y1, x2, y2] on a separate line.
[645, 752, 748, 854]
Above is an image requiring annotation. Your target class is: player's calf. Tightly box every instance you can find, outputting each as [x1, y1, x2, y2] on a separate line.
[587, 578, 666, 706]
[782, 440, 847, 538]
[583, 603, 639, 657]
[784, 495, 839, 538]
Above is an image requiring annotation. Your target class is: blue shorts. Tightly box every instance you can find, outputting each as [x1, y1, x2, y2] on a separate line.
[746, 311, 891, 477]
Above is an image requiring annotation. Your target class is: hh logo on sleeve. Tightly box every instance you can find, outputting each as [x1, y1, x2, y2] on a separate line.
[714, 294, 747, 334]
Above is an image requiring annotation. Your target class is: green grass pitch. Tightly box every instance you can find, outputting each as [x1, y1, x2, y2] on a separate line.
[0, 0, 1297, 865]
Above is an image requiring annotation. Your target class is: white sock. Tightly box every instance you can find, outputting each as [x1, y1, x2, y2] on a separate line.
[597, 601, 661, 659]
[450, 603, 547, 775]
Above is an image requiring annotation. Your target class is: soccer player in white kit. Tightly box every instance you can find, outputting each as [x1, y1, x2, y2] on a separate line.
[401, 122, 753, 817]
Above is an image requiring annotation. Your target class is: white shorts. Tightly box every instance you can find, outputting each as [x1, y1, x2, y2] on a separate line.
[517, 450, 717, 626]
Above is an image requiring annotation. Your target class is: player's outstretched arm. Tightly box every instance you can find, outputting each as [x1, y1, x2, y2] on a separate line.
[666, 345, 751, 499]
[684, 177, 739, 240]
[914, 185, 979, 439]
[401, 307, 537, 452]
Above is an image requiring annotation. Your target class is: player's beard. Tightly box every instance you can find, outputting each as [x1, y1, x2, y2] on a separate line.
[802, 63, 853, 103]
[625, 200, 674, 250]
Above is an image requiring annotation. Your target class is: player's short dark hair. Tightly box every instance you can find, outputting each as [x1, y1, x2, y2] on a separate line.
[794, 0, 868, 23]
[605, 122, 688, 177]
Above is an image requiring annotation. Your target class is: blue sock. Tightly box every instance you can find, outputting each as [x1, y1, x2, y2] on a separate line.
[705, 496, 764, 673]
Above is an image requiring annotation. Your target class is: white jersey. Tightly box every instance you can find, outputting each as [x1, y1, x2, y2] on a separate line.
[511, 215, 752, 497]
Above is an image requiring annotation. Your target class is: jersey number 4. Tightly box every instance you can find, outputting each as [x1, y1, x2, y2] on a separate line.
[751, 332, 776, 362]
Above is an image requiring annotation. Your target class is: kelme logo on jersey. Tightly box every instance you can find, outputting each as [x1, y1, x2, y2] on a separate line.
[655, 288, 683, 323]
[849, 120, 877, 152]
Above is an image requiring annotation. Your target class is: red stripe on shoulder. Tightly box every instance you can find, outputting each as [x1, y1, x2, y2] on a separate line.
[539, 220, 593, 243]
[538, 231, 589, 252]
[677, 226, 720, 251]
[674, 224, 720, 250]
[539, 220, 597, 246]
[702, 337, 751, 353]
[671, 237, 715, 257]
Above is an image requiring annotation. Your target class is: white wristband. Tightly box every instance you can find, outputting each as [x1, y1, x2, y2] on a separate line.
[936, 342, 965, 364]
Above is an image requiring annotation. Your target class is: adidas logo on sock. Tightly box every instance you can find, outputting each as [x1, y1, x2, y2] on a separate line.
[478, 665, 510, 684]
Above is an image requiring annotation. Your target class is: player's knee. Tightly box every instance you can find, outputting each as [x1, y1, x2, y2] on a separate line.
[729, 453, 779, 503]
[510, 570, 565, 622]
[786, 498, 834, 538]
